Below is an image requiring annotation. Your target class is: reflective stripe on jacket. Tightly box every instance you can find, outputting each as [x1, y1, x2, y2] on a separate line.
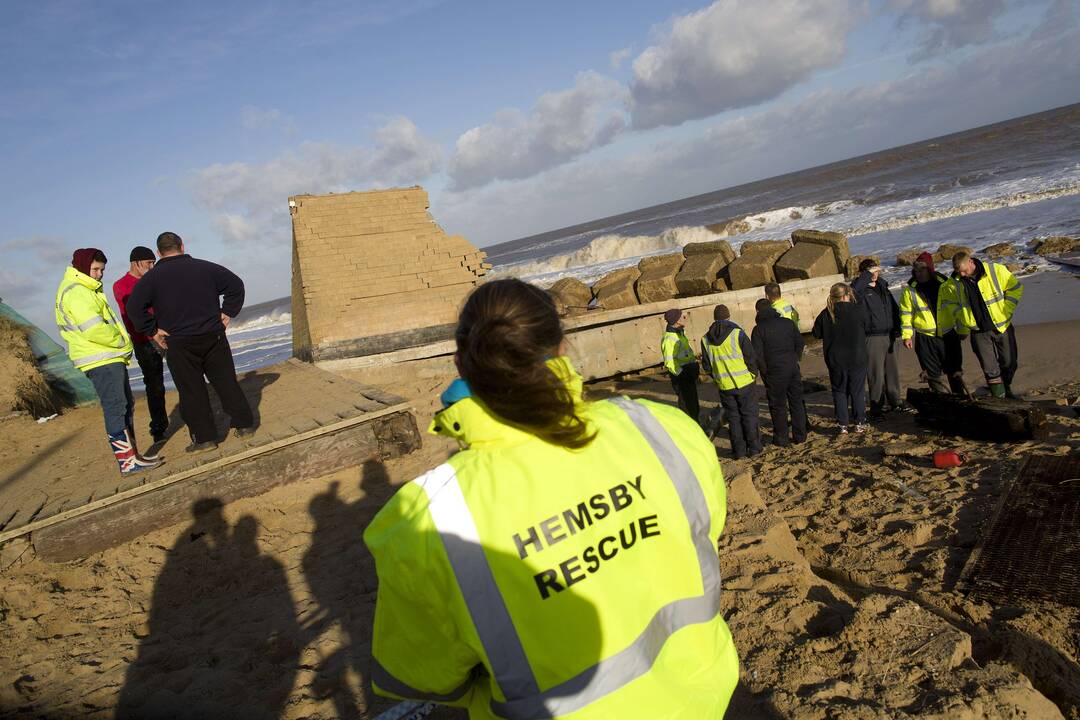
[661, 330, 696, 376]
[702, 328, 754, 391]
[54, 266, 133, 371]
[946, 261, 1023, 335]
[771, 299, 799, 327]
[365, 358, 739, 719]
[899, 273, 950, 340]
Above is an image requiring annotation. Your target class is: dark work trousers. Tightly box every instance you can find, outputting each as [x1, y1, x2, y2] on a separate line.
[719, 383, 762, 458]
[970, 325, 1018, 385]
[913, 332, 963, 393]
[133, 341, 169, 437]
[764, 370, 807, 446]
[865, 335, 902, 412]
[828, 365, 867, 426]
[165, 332, 254, 443]
[669, 370, 700, 424]
[84, 361, 134, 436]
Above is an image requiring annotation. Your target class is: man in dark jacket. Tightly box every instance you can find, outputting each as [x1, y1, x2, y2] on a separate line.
[751, 298, 807, 446]
[701, 304, 761, 458]
[851, 259, 904, 419]
[126, 232, 254, 452]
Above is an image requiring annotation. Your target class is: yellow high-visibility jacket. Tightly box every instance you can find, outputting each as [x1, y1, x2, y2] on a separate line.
[771, 299, 799, 327]
[661, 330, 696, 376]
[54, 266, 133, 371]
[701, 325, 754, 391]
[899, 272, 951, 340]
[944, 260, 1023, 336]
[365, 358, 739, 720]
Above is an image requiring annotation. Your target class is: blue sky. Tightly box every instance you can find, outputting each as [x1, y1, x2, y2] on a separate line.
[2, 0, 1078, 332]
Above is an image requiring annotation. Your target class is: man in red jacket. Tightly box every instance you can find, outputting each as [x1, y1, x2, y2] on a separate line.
[113, 246, 168, 442]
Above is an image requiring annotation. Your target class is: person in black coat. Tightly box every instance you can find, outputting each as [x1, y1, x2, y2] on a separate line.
[812, 282, 869, 434]
[127, 232, 254, 452]
[851, 258, 905, 419]
[751, 298, 807, 446]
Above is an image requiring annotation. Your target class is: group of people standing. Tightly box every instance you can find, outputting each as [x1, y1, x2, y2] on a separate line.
[54, 233, 255, 475]
[663, 251, 1025, 452]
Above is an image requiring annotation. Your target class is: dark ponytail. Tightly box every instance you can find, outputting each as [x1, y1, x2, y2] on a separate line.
[455, 279, 595, 449]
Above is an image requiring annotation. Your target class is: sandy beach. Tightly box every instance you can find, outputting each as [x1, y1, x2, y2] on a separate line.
[2, 279, 1079, 719]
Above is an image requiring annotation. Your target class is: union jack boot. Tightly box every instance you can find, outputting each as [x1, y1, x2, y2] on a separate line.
[109, 431, 163, 475]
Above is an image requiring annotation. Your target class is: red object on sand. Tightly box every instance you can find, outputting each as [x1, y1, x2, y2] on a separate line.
[933, 449, 967, 468]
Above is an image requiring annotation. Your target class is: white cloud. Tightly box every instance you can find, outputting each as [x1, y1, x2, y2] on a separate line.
[447, 71, 629, 191]
[190, 116, 441, 246]
[629, 0, 863, 129]
[240, 105, 284, 130]
[891, 0, 1009, 58]
[609, 47, 632, 70]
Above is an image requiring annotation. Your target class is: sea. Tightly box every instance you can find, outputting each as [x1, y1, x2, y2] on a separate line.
[130, 103, 1080, 392]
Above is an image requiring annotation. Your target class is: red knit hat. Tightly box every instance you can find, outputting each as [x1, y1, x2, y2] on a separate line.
[71, 248, 106, 276]
[914, 251, 935, 272]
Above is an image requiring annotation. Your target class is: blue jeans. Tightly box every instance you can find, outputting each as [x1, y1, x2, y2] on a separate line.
[85, 362, 134, 436]
[829, 365, 867, 426]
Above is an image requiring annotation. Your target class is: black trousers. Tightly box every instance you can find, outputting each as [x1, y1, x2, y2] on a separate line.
[970, 325, 1018, 385]
[719, 383, 761, 458]
[165, 332, 253, 443]
[764, 370, 807, 446]
[133, 341, 169, 437]
[914, 331, 964, 393]
[828, 365, 867, 426]
[669, 370, 700, 424]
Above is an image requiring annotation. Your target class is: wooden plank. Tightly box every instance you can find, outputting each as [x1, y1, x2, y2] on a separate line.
[0, 402, 413, 546]
[33, 411, 420, 562]
[906, 389, 1048, 442]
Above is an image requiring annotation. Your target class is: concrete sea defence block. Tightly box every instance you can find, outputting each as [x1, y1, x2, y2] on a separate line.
[727, 254, 777, 290]
[593, 267, 641, 310]
[548, 277, 593, 315]
[774, 243, 838, 282]
[1032, 236, 1079, 255]
[932, 243, 973, 265]
[982, 242, 1015, 259]
[683, 239, 736, 264]
[675, 252, 730, 296]
[636, 254, 685, 304]
[791, 229, 849, 269]
[739, 240, 791, 259]
[895, 248, 927, 266]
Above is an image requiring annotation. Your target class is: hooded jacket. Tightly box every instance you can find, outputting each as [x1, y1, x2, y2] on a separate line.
[812, 301, 869, 371]
[54, 266, 133, 371]
[700, 320, 758, 379]
[852, 270, 901, 337]
[751, 308, 804, 379]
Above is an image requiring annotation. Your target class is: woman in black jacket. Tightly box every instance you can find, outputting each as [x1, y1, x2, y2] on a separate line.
[813, 282, 869, 434]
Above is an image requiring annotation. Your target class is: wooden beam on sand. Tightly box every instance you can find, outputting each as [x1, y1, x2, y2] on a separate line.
[3, 404, 420, 563]
[906, 389, 1048, 442]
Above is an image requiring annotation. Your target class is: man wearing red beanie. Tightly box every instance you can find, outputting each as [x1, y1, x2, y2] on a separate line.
[899, 252, 966, 395]
[55, 248, 162, 474]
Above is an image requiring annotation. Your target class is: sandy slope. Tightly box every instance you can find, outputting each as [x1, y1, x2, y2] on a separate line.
[1, 320, 1078, 719]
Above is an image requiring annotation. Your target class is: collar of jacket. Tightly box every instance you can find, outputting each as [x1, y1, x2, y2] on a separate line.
[665, 324, 684, 335]
[156, 254, 190, 264]
[908, 271, 948, 288]
[428, 356, 587, 448]
[756, 308, 780, 322]
[64, 265, 102, 291]
[706, 319, 737, 345]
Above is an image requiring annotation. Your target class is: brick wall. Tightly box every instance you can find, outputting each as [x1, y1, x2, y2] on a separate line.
[290, 187, 490, 360]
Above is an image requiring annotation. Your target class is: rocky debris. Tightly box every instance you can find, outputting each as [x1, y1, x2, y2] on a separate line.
[791, 229, 850, 270]
[705, 218, 751, 236]
[683, 239, 736, 263]
[635, 254, 685, 305]
[728, 241, 791, 290]
[845, 254, 881, 279]
[896, 248, 928, 266]
[1032, 236, 1079, 256]
[774, 242, 838, 282]
[546, 277, 592, 316]
[592, 267, 640, 310]
[675, 252, 730, 296]
[983, 242, 1016, 259]
[933, 244, 974, 265]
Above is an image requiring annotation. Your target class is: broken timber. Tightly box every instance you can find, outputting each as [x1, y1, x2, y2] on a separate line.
[906, 388, 1048, 442]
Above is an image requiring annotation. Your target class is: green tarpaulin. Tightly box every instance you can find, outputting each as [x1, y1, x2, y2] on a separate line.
[0, 301, 98, 406]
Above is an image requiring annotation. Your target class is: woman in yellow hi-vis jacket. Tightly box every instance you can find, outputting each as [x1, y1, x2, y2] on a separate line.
[365, 279, 738, 719]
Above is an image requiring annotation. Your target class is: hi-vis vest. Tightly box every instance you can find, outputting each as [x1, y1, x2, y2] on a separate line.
[54, 266, 133, 371]
[365, 358, 739, 720]
[661, 330, 696, 376]
[944, 261, 1023, 335]
[771, 299, 799, 326]
[702, 328, 754, 391]
[899, 273, 950, 340]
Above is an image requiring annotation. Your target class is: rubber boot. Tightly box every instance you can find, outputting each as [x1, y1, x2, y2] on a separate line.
[1004, 384, 1019, 400]
[989, 382, 1006, 399]
[126, 425, 161, 462]
[109, 431, 163, 475]
[927, 374, 951, 394]
[948, 372, 971, 397]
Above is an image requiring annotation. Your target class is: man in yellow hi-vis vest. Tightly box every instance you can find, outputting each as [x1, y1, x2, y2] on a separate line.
[948, 252, 1024, 398]
[899, 252, 965, 395]
[660, 308, 700, 423]
[55, 248, 161, 475]
[764, 282, 799, 327]
[701, 304, 761, 459]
